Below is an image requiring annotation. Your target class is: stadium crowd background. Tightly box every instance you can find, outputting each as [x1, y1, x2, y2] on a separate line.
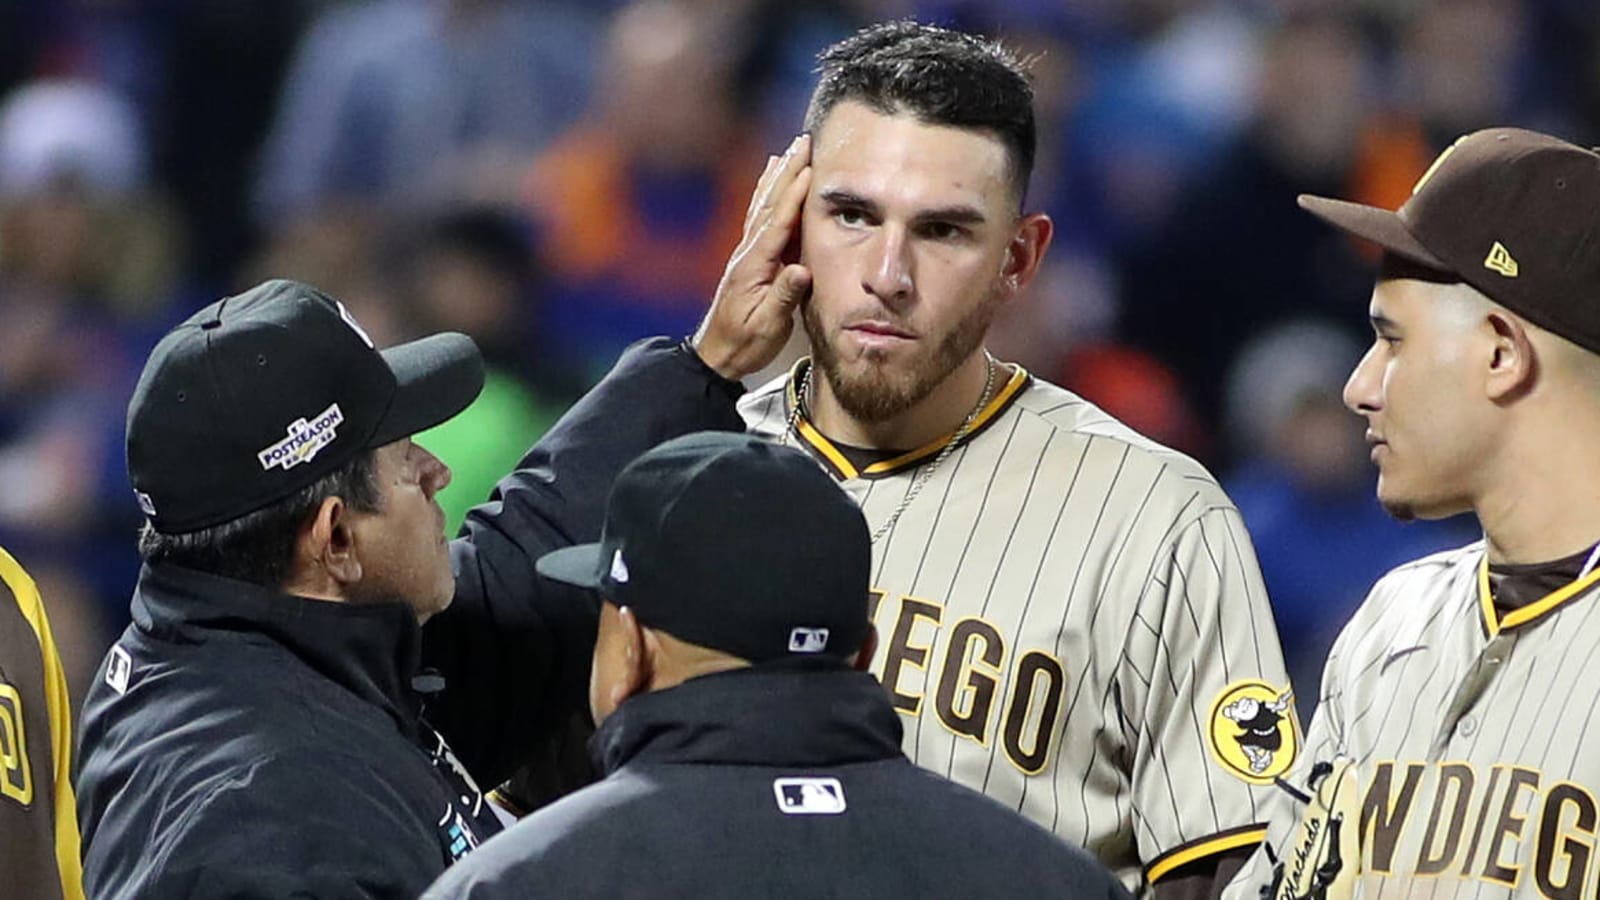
[2, 0, 1586, 719]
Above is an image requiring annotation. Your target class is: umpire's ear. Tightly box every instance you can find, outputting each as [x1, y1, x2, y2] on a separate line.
[285, 495, 361, 598]
[851, 624, 880, 672]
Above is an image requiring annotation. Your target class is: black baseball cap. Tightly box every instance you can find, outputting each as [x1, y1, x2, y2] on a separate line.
[1299, 127, 1600, 354]
[127, 279, 484, 533]
[537, 432, 872, 664]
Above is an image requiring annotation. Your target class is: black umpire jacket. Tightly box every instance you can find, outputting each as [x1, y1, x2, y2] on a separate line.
[422, 663, 1133, 900]
[75, 339, 745, 899]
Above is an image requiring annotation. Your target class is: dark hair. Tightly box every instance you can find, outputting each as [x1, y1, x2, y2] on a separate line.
[138, 450, 382, 588]
[804, 20, 1036, 203]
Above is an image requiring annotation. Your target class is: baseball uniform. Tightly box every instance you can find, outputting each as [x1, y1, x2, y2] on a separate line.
[1230, 540, 1600, 900]
[0, 546, 83, 900]
[742, 360, 1297, 893]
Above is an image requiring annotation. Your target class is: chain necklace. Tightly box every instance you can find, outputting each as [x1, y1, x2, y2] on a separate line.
[785, 353, 1001, 544]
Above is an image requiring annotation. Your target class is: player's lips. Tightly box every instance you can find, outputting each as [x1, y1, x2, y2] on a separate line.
[1365, 431, 1388, 462]
[844, 321, 916, 350]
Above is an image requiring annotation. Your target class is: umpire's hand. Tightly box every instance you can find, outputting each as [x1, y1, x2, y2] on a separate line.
[692, 133, 813, 381]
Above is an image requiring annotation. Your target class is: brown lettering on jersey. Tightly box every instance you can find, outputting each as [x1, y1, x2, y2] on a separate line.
[1416, 763, 1476, 875]
[1002, 650, 1066, 774]
[1481, 766, 1540, 887]
[1461, 765, 1504, 876]
[934, 617, 1005, 744]
[1363, 761, 1425, 874]
[881, 597, 942, 715]
[1534, 781, 1596, 900]
[0, 683, 33, 805]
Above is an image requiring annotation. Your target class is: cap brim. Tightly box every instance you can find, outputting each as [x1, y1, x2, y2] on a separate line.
[369, 332, 485, 448]
[535, 543, 606, 589]
[1297, 194, 1453, 272]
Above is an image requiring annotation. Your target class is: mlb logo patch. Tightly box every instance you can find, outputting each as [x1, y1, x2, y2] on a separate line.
[788, 627, 829, 654]
[106, 646, 133, 695]
[773, 777, 846, 815]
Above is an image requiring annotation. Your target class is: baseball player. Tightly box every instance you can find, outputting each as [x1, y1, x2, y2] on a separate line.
[734, 22, 1297, 897]
[0, 545, 83, 900]
[1228, 128, 1600, 900]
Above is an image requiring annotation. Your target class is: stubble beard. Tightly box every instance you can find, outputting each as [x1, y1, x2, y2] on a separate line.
[803, 286, 1003, 425]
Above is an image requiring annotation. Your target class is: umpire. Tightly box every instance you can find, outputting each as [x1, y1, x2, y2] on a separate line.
[422, 432, 1130, 900]
[73, 278, 771, 898]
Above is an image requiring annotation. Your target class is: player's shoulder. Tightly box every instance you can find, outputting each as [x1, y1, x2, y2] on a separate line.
[1013, 372, 1236, 511]
[1334, 539, 1484, 655]
[1365, 539, 1483, 602]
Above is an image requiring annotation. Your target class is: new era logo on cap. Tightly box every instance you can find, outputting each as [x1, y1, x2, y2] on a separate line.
[1484, 242, 1519, 278]
[610, 549, 630, 584]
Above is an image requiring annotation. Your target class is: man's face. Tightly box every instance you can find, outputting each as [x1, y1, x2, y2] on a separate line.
[347, 439, 455, 622]
[800, 101, 1027, 423]
[1343, 277, 1493, 521]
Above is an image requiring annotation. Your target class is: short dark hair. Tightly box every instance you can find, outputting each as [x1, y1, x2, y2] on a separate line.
[804, 20, 1036, 203]
[138, 450, 382, 588]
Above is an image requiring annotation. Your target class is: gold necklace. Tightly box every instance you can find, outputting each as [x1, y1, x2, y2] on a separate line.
[785, 353, 1001, 544]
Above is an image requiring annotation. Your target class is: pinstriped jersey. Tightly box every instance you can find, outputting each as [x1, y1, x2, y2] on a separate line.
[1229, 541, 1600, 900]
[0, 546, 83, 900]
[741, 361, 1296, 894]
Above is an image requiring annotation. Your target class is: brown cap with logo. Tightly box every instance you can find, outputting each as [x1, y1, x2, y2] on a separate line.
[1299, 127, 1600, 355]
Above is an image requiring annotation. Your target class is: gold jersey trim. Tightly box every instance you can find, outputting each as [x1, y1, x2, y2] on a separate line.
[0, 546, 85, 900]
[1476, 553, 1600, 638]
[1145, 823, 1268, 883]
[784, 358, 1031, 480]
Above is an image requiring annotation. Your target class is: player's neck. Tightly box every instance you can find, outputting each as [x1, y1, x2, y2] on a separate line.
[809, 352, 995, 450]
[1478, 430, 1600, 565]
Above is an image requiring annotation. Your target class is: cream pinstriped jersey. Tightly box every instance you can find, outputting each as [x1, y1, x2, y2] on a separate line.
[742, 362, 1297, 894]
[1229, 541, 1600, 900]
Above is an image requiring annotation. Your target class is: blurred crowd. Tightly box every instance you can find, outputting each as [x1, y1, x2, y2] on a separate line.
[7, 0, 1589, 714]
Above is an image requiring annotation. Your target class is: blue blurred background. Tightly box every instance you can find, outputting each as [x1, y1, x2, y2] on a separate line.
[9, 0, 1555, 719]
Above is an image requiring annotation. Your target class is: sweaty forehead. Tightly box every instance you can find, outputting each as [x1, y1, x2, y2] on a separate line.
[809, 101, 1013, 211]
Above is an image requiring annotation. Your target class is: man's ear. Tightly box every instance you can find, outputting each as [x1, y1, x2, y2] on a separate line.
[1484, 309, 1536, 402]
[609, 606, 651, 711]
[851, 623, 879, 672]
[998, 212, 1054, 303]
[298, 495, 362, 592]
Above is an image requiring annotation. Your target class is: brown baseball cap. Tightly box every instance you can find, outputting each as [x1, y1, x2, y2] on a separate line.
[1299, 127, 1600, 354]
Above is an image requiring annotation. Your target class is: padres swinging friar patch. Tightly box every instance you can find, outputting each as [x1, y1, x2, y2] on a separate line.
[1208, 680, 1298, 784]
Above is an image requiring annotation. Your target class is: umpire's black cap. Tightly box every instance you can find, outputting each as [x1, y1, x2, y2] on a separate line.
[537, 432, 873, 664]
[1299, 127, 1600, 355]
[126, 279, 484, 533]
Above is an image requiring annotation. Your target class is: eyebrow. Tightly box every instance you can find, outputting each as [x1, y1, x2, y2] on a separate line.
[817, 189, 988, 226]
[1370, 314, 1400, 332]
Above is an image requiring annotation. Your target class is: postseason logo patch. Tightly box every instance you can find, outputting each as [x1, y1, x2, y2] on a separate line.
[258, 403, 344, 472]
[1207, 680, 1298, 784]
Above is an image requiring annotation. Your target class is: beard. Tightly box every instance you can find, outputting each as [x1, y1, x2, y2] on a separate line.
[803, 285, 1003, 425]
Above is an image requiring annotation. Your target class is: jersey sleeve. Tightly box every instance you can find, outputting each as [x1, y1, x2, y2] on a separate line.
[0, 547, 84, 900]
[1218, 555, 1375, 900]
[1120, 506, 1296, 886]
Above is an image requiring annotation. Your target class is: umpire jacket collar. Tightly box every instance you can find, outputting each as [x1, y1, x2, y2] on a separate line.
[132, 562, 424, 734]
[590, 663, 904, 775]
